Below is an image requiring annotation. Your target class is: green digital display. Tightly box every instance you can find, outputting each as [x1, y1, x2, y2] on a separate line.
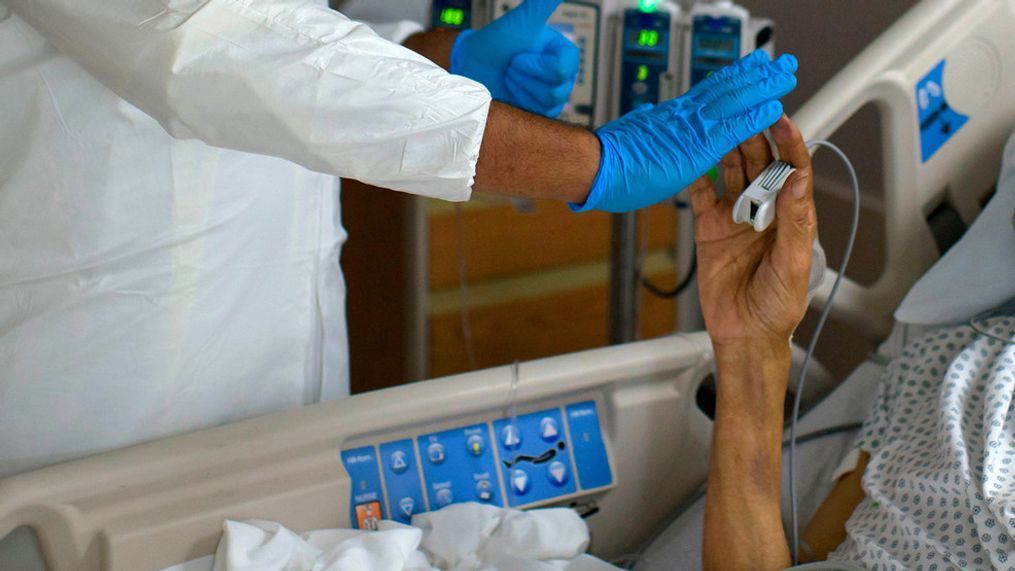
[637, 29, 660, 48]
[638, 0, 661, 12]
[440, 7, 466, 27]
[636, 65, 649, 82]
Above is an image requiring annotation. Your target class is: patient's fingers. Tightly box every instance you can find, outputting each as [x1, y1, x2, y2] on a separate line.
[770, 114, 811, 171]
[740, 133, 774, 182]
[689, 175, 719, 216]
[771, 115, 817, 289]
[773, 169, 817, 281]
[721, 149, 746, 199]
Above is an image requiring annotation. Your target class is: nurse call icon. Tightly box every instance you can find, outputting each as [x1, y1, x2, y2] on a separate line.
[355, 501, 382, 531]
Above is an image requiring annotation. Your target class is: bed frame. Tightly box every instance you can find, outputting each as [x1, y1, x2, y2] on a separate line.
[2, 0, 1013, 569]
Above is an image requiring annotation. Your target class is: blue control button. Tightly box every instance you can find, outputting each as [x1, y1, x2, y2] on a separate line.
[474, 479, 494, 502]
[494, 409, 577, 507]
[427, 442, 446, 465]
[547, 461, 569, 486]
[466, 434, 485, 456]
[389, 450, 409, 474]
[379, 440, 426, 525]
[435, 487, 454, 508]
[418, 425, 503, 511]
[397, 497, 416, 519]
[511, 469, 531, 495]
[340, 446, 385, 529]
[501, 424, 522, 450]
[566, 401, 613, 490]
[539, 417, 560, 442]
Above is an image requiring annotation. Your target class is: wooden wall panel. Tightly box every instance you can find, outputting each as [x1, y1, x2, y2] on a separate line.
[428, 271, 677, 378]
[341, 180, 414, 394]
[429, 200, 677, 288]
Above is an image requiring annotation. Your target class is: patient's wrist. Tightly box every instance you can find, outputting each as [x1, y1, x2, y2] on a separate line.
[713, 337, 791, 364]
[713, 339, 792, 396]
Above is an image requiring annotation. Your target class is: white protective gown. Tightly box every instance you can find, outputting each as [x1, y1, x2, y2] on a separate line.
[0, 0, 491, 478]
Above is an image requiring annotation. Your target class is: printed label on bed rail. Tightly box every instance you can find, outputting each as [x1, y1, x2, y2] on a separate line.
[341, 446, 386, 528]
[917, 59, 969, 163]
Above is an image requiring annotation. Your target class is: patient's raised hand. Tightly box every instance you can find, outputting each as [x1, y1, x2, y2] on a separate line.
[690, 115, 817, 350]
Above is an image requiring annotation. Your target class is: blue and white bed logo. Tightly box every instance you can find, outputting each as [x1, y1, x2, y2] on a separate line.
[917, 60, 969, 163]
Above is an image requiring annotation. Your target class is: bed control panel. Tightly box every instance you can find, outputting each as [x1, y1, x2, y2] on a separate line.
[340, 400, 614, 529]
[417, 423, 504, 512]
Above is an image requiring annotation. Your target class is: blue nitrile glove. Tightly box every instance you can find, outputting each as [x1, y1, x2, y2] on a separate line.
[573, 50, 799, 213]
[450, 0, 580, 118]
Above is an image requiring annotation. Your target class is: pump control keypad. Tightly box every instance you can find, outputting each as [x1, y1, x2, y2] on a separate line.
[340, 401, 613, 528]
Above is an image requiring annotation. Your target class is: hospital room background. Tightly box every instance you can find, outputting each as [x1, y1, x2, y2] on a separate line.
[3, 0, 1014, 569]
[338, 0, 916, 394]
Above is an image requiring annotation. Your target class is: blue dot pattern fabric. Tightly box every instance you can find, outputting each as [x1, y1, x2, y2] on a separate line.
[829, 316, 1015, 569]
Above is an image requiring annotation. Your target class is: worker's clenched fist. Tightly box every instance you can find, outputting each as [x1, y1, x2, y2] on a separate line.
[451, 0, 580, 118]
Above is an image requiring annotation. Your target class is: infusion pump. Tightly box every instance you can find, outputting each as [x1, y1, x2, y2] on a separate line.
[615, 1, 774, 117]
[493, 0, 606, 127]
[430, 0, 775, 127]
[432, 0, 612, 128]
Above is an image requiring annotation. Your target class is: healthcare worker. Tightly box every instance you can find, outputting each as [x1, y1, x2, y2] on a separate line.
[0, 0, 797, 479]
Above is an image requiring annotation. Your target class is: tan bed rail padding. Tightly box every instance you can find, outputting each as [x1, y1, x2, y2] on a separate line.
[0, 333, 717, 570]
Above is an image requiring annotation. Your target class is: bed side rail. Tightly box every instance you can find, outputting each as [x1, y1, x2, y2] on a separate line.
[795, 0, 1015, 339]
[0, 334, 716, 570]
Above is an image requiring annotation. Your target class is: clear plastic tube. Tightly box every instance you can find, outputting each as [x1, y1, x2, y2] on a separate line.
[507, 360, 521, 504]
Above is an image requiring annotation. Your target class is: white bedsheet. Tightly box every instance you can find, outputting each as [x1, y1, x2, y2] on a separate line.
[164, 503, 620, 571]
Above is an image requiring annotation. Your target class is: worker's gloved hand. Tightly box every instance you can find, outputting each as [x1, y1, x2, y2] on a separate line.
[451, 0, 579, 118]
[573, 50, 799, 213]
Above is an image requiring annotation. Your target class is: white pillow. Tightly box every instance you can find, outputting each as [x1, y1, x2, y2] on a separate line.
[895, 132, 1015, 325]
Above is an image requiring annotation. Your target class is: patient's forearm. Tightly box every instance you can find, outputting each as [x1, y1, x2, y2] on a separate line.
[802, 451, 869, 561]
[704, 341, 792, 571]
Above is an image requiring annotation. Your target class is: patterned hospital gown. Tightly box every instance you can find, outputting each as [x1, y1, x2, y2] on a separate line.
[829, 315, 1015, 570]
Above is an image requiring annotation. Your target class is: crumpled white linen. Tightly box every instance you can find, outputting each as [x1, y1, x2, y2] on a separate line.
[415, 502, 615, 571]
[212, 520, 432, 571]
[210, 504, 620, 571]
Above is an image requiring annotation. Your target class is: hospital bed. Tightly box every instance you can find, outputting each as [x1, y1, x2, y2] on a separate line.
[2, 0, 1013, 569]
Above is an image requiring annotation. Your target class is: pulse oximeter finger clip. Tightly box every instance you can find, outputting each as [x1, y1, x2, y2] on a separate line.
[731, 160, 797, 232]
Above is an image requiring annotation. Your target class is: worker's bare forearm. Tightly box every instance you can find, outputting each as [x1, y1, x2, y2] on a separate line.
[474, 103, 599, 204]
[403, 29, 458, 70]
[703, 340, 793, 571]
[403, 34, 599, 206]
